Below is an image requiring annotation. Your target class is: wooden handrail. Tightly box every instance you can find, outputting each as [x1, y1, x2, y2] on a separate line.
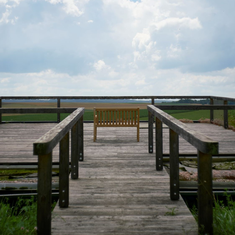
[147, 105, 218, 235]
[33, 107, 84, 235]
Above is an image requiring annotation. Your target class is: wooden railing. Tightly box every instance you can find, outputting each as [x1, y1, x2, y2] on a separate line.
[1, 95, 234, 125]
[147, 105, 218, 235]
[33, 107, 84, 235]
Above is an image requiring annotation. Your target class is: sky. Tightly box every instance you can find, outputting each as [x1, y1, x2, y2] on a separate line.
[0, 0, 235, 97]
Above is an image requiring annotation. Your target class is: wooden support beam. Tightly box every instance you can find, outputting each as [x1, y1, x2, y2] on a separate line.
[59, 132, 69, 208]
[210, 98, 214, 123]
[57, 98, 61, 123]
[78, 116, 84, 161]
[71, 122, 78, 179]
[224, 100, 228, 129]
[198, 151, 213, 235]
[155, 117, 163, 171]
[0, 98, 2, 124]
[37, 152, 52, 235]
[169, 129, 179, 200]
[148, 111, 153, 153]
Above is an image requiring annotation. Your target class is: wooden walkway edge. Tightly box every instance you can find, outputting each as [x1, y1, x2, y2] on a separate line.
[51, 124, 197, 235]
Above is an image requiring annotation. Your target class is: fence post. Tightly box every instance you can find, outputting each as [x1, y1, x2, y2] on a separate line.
[37, 152, 52, 235]
[0, 98, 2, 124]
[224, 100, 228, 129]
[148, 111, 153, 153]
[155, 117, 163, 171]
[210, 98, 214, 123]
[71, 121, 79, 179]
[151, 98, 154, 105]
[169, 129, 179, 200]
[78, 116, 84, 161]
[198, 151, 213, 235]
[59, 132, 69, 208]
[57, 98, 61, 123]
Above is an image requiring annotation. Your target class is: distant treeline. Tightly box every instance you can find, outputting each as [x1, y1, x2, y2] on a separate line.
[163, 99, 210, 104]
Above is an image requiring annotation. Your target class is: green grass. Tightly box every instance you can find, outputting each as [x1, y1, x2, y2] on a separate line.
[0, 197, 57, 235]
[2, 109, 232, 124]
[191, 193, 235, 235]
[0, 197, 37, 235]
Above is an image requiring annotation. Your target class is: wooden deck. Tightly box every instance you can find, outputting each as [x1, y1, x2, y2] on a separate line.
[1, 123, 235, 234]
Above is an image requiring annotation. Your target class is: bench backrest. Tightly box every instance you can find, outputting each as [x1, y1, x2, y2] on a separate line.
[94, 108, 139, 127]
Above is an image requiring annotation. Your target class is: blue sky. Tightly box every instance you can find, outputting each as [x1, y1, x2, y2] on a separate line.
[0, 0, 235, 97]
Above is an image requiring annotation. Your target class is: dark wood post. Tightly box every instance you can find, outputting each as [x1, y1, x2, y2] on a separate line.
[169, 129, 179, 200]
[210, 98, 214, 123]
[78, 116, 84, 161]
[155, 117, 163, 171]
[198, 151, 213, 235]
[151, 98, 154, 105]
[57, 98, 61, 123]
[59, 132, 69, 208]
[71, 122, 78, 179]
[0, 98, 2, 124]
[224, 100, 228, 129]
[37, 152, 52, 235]
[148, 111, 153, 153]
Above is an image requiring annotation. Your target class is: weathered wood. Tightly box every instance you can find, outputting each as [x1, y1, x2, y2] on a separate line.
[0, 108, 76, 114]
[78, 117, 84, 161]
[34, 108, 84, 155]
[155, 104, 235, 110]
[71, 122, 78, 179]
[94, 108, 139, 142]
[210, 98, 214, 123]
[197, 151, 213, 235]
[169, 129, 179, 200]
[224, 100, 228, 129]
[51, 125, 198, 235]
[37, 152, 52, 235]
[0, 98, 2, 124]
[148, 111, 153, 153]
[59, 132, 69, 208]
[57, 98, 61, 123]
[148, 105, 218, 155]
[155, 117, 163, 170]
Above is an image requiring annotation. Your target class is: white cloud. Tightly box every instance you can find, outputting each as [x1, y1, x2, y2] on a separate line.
[46, 0, 89, 17]
[153, 17, 202, 30]
[87, 20, 93, 23]
[0, 77, 10, 83]
[93, 60, 107, 71]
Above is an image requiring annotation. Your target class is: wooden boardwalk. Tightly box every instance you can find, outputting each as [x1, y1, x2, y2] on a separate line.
[1, 123, 235, 234]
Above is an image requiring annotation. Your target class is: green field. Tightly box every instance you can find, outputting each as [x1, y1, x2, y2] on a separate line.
[2, 109, 211, 122]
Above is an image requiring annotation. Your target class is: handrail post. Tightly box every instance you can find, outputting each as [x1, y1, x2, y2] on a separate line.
[155, 117, 163, 170]
[210, 98, 214, 123]
[148, 111, 153, 153]
[169, 129, 179, 200]
[224, 100, 228, 129]
[151, 98, 154, 105]
[37, 152, 52, 235]
[0, 98, 2, 124]
[57, 98, 61, 123]
[198, 151, 213, 234]
[59, 132, 69, 208]
[78, 116, 84, 161]
[71, 121, 79, 179]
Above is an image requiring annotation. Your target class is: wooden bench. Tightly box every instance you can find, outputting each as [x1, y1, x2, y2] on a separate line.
[94, 108, 140, 142]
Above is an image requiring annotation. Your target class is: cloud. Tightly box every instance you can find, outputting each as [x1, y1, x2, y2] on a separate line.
[46, 0, 89, 17]
[153, 17, 202, 31]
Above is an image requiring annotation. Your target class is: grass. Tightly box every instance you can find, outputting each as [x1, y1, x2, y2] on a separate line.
[191, 193, 235, 235]
[0, 197, 57, 235]
[0, 197, 37, 235]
